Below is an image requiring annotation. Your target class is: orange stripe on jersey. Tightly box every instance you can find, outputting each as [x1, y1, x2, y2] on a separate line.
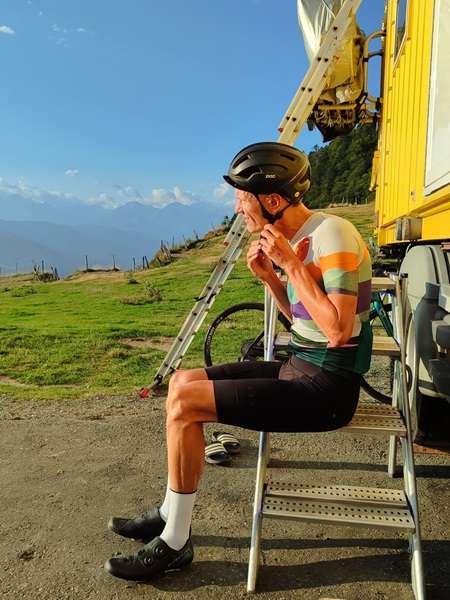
[319, 252, 359, 273]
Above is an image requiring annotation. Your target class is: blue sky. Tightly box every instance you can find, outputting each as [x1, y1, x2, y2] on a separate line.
[1, 0, 385, 209]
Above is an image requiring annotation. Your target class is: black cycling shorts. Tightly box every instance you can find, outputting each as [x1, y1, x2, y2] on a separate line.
[205, 355, 360, 433]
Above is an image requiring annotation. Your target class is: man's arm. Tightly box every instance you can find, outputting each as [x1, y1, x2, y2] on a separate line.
[284, 261, 356, 346]
[247, 239, 292, 322]
[259, 225, 359, 347]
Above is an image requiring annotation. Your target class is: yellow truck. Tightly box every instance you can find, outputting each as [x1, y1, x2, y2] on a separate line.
[299, 0, 450, 445]
[373, 0, 450, 445]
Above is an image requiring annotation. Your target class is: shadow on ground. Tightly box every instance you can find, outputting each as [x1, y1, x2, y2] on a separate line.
[146, 537, 450, 598]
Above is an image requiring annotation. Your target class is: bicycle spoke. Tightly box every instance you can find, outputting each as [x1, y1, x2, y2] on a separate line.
[204, 303, 290, 366]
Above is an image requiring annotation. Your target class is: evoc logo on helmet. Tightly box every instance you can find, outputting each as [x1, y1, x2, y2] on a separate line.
[265, 174, 276, 179]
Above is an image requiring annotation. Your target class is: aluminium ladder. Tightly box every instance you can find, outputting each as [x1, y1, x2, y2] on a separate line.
[142, 0, 364, 395]
[247, 274, 425, 598]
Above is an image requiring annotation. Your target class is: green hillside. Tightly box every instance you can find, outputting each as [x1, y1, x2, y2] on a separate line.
[305, 124, 378, 207]
[0, 204, 374, 400]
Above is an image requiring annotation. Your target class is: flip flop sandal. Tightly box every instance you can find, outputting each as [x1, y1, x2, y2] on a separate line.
[212, 431, 241, 455]
[205, 441, 231, 465]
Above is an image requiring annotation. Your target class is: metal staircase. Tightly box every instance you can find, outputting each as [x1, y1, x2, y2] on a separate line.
[247, 274, 425, 598]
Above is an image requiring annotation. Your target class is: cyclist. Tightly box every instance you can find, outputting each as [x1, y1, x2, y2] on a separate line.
[104, 141, 372, 581]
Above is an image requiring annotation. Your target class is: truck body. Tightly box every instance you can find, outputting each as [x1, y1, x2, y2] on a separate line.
[374, 0, 450, 245]
[373, 0, 450, 444]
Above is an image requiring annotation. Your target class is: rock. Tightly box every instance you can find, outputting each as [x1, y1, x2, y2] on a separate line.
[17, 545, 35, 561]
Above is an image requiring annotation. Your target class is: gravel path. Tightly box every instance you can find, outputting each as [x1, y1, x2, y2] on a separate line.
[1, 370, 449, 599]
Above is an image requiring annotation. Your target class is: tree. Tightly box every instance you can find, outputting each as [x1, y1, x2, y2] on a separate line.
[304, 124, 377, 207]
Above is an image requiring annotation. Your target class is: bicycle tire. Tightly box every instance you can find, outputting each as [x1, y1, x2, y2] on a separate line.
[360, 377, 392, 404]
[203, 302, 291, 367]
[361, 363, 412, 404]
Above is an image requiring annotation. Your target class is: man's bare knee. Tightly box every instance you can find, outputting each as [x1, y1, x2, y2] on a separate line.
[166, 385, 193, 423]
[169, 368, 207, 392]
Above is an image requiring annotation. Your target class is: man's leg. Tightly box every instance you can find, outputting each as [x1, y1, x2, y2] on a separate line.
[105, 360, 283, 581]
[107, 367, 209, 538]
[158, 379, 217, 550]
[104, 377, 219, 581]
[160, 368, 210, 519]
[165, 378, 216, 492]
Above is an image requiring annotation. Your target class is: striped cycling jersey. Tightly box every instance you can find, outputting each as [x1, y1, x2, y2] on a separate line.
[287, 212, 372, 375]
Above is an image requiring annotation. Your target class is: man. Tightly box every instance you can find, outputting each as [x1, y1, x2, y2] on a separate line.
[104, 141, 372, 581]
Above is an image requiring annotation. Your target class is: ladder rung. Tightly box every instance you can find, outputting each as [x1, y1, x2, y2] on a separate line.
[373, 335, 399, 357]
[354, 403, 398, 416]
[263, 495, 415, 530]
[344, 414, 406, 436]
[372, 276, 395, 291]
[266, 482, 407, 508]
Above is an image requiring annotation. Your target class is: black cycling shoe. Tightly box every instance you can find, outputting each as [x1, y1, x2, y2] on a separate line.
[104, 536, 194, 581]
[107, 507, 166, 543]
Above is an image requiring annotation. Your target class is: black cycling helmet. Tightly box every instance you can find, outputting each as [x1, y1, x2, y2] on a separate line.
[223, 141, 310, 203]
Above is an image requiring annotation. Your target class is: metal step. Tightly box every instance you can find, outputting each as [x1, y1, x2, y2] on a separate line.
[372, 335, 400, 357]
[355, 403, 399, 416]
[347, 402, 406, 436]
[344, 413, 406, 436]
[372, 276, 395, 291]
[266, 482, 407, 508]
[263, 486, 415, 530]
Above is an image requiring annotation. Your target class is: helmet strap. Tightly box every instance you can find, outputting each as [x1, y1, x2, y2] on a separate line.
[256, 195, 290, 224]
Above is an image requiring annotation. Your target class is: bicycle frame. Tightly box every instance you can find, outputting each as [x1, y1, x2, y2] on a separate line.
[371, 290, 394, 338]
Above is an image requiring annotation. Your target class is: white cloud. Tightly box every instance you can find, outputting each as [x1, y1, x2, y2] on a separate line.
[49, 23, 90, 47]
[213, 182, 235, 206]
[214, 182, 231, 198]
[0, 178, 76, 205]
[86, 185, 201, 209]
[148, 188, 176, 208]
[0, 25, 15, 35]
[113, 184, 144, 201]
[85, 192, 118, 209]
[52, 24, 67, 33]
[145, 186, 199, 208]
[0, 177, 217, 211]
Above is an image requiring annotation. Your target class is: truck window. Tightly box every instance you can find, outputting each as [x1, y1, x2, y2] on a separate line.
[425, 0, 450, 195]
[394, 0, 408, 62]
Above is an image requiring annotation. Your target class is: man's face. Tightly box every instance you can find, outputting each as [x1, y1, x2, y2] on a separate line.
[234, 189, 267, 233]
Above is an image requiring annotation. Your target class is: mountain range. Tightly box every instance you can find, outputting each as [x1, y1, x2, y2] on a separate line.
[0, 193, 230, 275]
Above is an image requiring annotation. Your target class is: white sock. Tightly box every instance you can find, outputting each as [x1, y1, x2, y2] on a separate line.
[159, 489, 196, 551]
[158, 479, 170, 522]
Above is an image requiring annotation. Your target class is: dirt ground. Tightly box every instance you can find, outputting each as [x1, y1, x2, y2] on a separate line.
[1, 384, 450, 600]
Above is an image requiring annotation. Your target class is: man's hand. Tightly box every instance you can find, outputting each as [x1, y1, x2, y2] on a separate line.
[247, 239, 276, 282]
[259, 225, 300, 271]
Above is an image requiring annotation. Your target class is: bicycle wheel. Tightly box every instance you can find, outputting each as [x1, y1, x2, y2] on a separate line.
[203, 302, 291, 367]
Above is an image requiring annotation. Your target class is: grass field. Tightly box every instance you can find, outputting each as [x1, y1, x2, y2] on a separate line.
[0, 203, 375, 400]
